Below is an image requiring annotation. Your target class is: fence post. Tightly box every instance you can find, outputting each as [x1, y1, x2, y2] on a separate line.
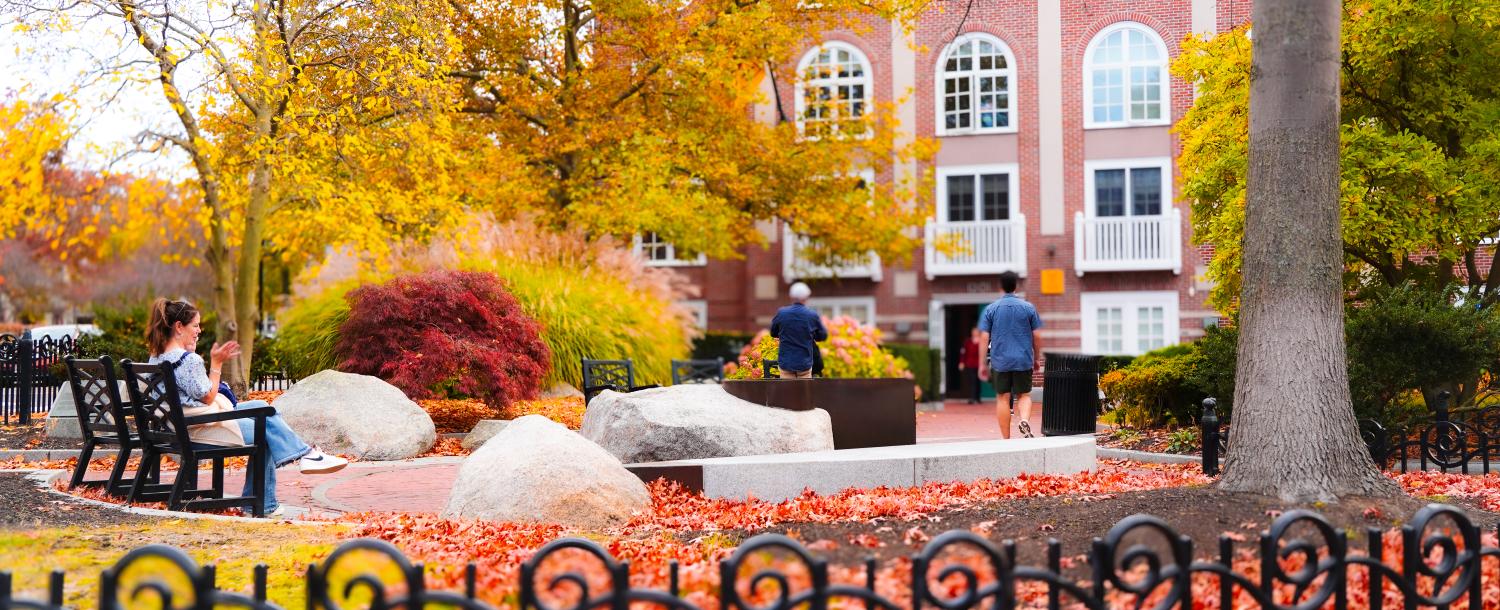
[1434, 390, 1452, 423]
[1201, 397, 1219, 476]
[16, 331, 35, 425]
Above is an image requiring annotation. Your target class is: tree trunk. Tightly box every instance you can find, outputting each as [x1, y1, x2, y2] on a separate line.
[1216, 0, 1399, 501]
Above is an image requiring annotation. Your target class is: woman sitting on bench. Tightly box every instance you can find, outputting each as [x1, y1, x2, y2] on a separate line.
[146, 298, 347, 517]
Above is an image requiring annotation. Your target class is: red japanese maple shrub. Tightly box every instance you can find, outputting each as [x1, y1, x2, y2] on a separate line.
[336, 270, 550, 408]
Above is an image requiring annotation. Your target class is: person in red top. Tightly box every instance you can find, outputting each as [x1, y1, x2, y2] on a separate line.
[957, 327, 983, 404]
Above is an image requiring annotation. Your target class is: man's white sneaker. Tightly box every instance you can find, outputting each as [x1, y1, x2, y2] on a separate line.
[299, 448, 348, 474]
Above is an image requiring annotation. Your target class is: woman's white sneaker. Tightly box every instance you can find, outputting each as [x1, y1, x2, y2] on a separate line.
[299, 448, 348, 474]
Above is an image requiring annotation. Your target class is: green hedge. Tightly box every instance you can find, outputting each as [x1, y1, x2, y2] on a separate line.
[885, 342, 940, 402]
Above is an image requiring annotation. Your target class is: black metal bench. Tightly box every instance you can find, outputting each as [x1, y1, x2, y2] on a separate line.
[121, 358, 275, 517]
[64, 356, 153, 496]
[671, 358, 724, 384]
[581, 359, 658, 405]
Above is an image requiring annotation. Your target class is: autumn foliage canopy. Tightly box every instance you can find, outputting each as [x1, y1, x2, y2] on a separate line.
[337, 270, 550, 408]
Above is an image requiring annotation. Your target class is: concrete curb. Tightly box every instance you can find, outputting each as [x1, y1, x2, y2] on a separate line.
[18, 469, 339, 525]
[0, 449, 84, 460]
[1097, 447, 1208, 464]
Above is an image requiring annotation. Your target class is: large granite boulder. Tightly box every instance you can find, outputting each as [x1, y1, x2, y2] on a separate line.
[444, 415, 649, 528]
[581, 385, 834, 463]
[273, 370, 436, 460]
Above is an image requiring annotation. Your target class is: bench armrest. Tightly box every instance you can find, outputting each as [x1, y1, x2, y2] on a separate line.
[629, 384, 659, 392]
[184, 406, 276, 425]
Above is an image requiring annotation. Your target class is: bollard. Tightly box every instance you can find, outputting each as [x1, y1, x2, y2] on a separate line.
[16, 331, 33, 425]
[1201, 397, 1219, 476]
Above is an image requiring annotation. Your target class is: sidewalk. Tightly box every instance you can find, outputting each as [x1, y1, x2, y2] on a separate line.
[117, 399, 1067, 517]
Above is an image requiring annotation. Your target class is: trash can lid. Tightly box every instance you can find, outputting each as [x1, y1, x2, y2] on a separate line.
[1042, 352, 1102, 372]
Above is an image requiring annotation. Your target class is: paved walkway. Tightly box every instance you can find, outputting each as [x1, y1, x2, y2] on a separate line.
[125, 400, 1066, 518]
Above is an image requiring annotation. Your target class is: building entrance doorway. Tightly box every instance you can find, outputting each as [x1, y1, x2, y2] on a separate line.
[943, 303, 986, 400]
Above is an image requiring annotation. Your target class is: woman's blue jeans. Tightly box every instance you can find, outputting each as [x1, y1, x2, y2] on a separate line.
[229, 400, 312, 513]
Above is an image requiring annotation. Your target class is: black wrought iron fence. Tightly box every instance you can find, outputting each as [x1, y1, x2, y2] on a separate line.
[1, 504, 1497, 610]
[0, 332, 78, 426]
[250, 371, 295, 392]
[1201, 392, 1500, 476]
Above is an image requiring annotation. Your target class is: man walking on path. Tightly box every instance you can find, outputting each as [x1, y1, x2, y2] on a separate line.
[977, 271, 1043, 438]
[771, 282, 828, 379]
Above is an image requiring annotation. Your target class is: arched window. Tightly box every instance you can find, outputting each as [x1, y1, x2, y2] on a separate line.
[936, 33, 1016, 135]
[796, 42, 872, 138]
[1083, 22, 1169, 128]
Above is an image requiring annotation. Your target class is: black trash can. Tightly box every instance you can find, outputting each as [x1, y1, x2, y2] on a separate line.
[1041, 352, 1101, 436]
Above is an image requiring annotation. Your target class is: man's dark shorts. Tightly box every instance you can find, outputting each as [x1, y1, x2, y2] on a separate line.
[989, 370, 1033, 395]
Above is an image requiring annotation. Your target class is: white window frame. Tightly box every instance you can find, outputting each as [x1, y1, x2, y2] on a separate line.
[1079, 291, 1180, 356]
[1082, 157, 1172, 219]
[633, 233, 707, 267]
[794, 41, 874, 139]
[807, 296, 877, 327]
[680, 300, 708, 329]
[1082, 22, 1171, 129]
[935, 163, 1019, 223]
[934, 33, 1018, 136]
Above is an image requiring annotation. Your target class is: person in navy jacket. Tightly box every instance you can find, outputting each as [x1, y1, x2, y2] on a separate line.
[770, 282, 828, 379]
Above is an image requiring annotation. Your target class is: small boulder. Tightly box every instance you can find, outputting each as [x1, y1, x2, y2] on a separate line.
[272, 370, 436, 460]
[461, 419, 511, 451]
[581, 385, 834, 463]
[540, 382, 584, 399]
[443, 415, 649, 528]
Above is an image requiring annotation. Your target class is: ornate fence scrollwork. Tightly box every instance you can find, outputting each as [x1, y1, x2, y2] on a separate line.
[0, 332, 80, 425]
[6, 504, 1500, 610]
[1202, 391, 1500, 475]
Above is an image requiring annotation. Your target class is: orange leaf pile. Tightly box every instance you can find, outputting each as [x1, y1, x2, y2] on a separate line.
[499, 396, 585, 430]
[419, 398, 499, 433]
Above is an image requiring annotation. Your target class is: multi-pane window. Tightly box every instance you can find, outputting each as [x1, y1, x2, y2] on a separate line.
[1136, 306, 1166, 352]
[1085, 23, 1168, 127]
[1090, 164, 1165, 217]
[635, 232, 705, 266]
[798, 43, 871, 139]
[938, 34, 1014, 134]
[1081, 292, 1178, 356]
[943, 172, 1011, 222]
[1096, 307, 1124, 354]
[809, 298, 875, 326]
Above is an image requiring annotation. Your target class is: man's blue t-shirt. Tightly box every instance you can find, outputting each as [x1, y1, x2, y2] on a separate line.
[977, 294, 1043, 372]
[770, 303, 828, 373]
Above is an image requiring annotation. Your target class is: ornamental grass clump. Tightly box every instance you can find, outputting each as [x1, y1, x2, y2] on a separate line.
[337, 270, 550, 409]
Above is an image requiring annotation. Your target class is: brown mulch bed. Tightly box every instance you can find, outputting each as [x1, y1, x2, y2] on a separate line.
[1096, 427, 1202, 455]
[0, 421, 84, 451]
[678, 486, 1497, 575]
[0, 472, 158, 529]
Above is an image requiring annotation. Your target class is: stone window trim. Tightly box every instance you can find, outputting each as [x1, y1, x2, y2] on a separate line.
[1082, 21, 1172, 130]
[934, 32, 1019, 137]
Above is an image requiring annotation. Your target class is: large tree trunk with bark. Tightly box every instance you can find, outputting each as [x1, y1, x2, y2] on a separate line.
[1216, 0, 1399, 501]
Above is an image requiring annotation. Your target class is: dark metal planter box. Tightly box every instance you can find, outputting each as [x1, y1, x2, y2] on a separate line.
[723, 378, 916, 449]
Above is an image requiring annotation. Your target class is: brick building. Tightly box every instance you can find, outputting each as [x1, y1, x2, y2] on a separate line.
[636, 0, 1253, 395]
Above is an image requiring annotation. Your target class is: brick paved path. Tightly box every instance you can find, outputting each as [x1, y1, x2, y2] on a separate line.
[189, 400, 1061, 518]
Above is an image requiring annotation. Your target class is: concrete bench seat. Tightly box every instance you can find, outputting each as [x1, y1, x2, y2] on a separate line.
[625, 436, 1096, 501]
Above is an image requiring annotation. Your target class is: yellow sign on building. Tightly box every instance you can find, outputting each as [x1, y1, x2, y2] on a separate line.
[1040, 269, 1065, 294]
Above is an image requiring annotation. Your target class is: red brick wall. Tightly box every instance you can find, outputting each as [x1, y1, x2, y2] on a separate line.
[676, 1, 1254, 363]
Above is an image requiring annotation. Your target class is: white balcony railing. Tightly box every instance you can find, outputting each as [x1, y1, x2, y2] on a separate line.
[1073, 208, 1182, 275]
[924, 215, 1028, 279]
[783, 229, 882, 282]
